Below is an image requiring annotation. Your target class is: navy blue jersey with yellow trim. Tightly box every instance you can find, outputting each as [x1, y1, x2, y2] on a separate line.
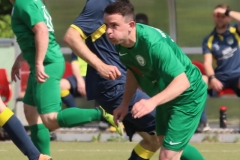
[71, 0, 126, 100]
[202, 24, 240, 81]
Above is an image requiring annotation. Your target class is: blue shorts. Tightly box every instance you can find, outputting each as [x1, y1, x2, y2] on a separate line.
[66, 76, 85, 97]
[209, 76, 240, 97]
[96, 84, 156, 141]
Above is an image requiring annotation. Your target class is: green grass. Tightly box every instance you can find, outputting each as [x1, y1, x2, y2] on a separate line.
[1, 142, 240, 160]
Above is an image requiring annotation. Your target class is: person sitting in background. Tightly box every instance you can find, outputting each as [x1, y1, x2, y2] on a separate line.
[135, 13, 149, 25]
[60, 52, 87, 108]
[202, 4, 240, 97]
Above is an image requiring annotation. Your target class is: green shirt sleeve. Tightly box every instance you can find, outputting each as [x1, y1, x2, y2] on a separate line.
[18, 3, 44, 29]
[151, 42, 186, 83]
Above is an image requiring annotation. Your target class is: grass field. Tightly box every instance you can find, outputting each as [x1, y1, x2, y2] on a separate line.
[1, 142, 240, 160]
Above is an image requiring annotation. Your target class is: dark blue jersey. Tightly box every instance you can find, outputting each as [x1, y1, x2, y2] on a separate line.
[71, 0, 126, 100]
[202, 24, 240, 81]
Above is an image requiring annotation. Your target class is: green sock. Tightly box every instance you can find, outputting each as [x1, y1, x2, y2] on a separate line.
[29, 123, 50, 155]
[57, 108, 101, 127]
[181, 144, 205, 160]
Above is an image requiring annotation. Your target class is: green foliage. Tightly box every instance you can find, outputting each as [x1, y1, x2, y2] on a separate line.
[0, 0, 14, 38]
[0, 15, 14, 38]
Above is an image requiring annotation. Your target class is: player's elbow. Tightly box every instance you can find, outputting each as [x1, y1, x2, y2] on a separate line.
[63, 32, 72, 46]
[180, 73, 190, 90]
[63, 28, 75, 46]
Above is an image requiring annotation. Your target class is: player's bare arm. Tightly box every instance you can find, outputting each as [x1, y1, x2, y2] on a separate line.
[72, 61, 86, 97]
[203, 53, 223, 92]
[33, 22, 49, 83]
[11, 52, 24, 82]
[132, 73, 190, 118]
[113, 69, 138, 123]
[64, 27, 121, 80]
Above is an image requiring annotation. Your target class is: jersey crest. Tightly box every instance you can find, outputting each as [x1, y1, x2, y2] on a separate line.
[136, 55, 146, 66]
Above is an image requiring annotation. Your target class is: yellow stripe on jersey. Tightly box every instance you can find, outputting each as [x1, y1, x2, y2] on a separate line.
[91, 24, 106, 42]
[134, 143, 154, 159]
[229, 27, 240, 46]
[207, 35, 214, 51]
[0, 108, 14, 127]
[218, 35, 224, 41]
[70, 24, 88, 40]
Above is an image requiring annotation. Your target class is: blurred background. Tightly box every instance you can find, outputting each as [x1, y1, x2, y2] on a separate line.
[0, 0, 239, 130]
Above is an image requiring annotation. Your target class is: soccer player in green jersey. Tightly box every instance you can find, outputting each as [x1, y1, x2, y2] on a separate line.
[10, 0, 122, 156]
[104, 1, 207, 160]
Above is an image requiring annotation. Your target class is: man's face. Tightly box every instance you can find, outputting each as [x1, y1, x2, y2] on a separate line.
[213, 8, 231, 29]
[104, 13, 132, 45]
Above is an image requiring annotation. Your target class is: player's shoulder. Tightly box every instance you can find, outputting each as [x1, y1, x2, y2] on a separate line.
[136, 24, 166, 44]
[202, 30, 215, 44]
[84, 0, 114, 10]
[15, 0, 40, 10]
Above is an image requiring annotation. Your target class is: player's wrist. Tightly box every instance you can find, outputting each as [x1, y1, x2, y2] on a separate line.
[224, 8, 231, 16]
[208, 75, 216, 82]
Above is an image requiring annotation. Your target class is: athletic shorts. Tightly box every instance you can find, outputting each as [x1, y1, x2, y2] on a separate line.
[156, 91, 207, 151]
[96, 84, 156, 141]
[66, 75, 85, 97]
[23, 62, 65, 114]
[208, 76, 240, 97]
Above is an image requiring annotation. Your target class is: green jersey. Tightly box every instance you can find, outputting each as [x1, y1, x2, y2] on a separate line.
[11, 0, 64, 65]
[117, 24, 207, 105]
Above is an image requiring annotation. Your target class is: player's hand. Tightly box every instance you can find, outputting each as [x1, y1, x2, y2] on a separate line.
[35, 64, 49, 83]
[77, 81, 87, 98]
[214, 7, 226, 16]
[113, 104, 128, 125]
[132, 99, 156, 119]
[97, 63, 121, 80]
[210, 78, 223, 92]
[11, 59, 22, 82]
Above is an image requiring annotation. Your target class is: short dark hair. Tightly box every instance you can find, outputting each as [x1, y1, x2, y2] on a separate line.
[215, 4, 230, 10]
[104, 0, 135, 21]
[135, 13, 149, 25]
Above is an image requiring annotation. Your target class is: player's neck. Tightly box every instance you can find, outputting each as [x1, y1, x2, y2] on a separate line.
[10, 0, 15, 4]
[215, 25, 228, 34]
[122, 27, 136, 48]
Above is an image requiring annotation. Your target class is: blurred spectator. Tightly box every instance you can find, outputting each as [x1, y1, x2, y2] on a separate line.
[136, 13, 149, 25]
[60, 52, 87, 108]
[202, 5, 240, 96]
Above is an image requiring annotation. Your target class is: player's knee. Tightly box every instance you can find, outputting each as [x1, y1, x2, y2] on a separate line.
[142, 134, 161, 151]
[60, 79, 71, 90]
[24, 105, 39, 124]
[159, 147, 181, 160]
[40, 113, 58, 130]
[0, 101, 6, 112]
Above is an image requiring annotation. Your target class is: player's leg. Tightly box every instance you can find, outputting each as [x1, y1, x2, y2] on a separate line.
[96, 86, 160, 160]
[36, 62, 121, 134]
[60, 76, 78, 107]
[0, 96, 52, 160]
[158, 91, 207, 160]
[231, 77, 240, 97]
[23, 72, 51, 155]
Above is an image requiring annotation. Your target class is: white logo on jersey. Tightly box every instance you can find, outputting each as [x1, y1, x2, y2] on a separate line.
[169, 141, 182, 145]
[136, 55, 145, 66]
[119, 52, 128, 56]
[213, 43, 220, 51]
[219, 47, 237, 60]
[11, 7, 14, 16]
[227, 36, 234, 45]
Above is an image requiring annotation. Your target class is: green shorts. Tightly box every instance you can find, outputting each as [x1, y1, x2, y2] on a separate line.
[23, 62, 65, 114]
[156, 91, 207, 151]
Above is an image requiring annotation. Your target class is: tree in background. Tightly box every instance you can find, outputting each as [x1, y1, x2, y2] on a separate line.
[0, 0, 14, 38]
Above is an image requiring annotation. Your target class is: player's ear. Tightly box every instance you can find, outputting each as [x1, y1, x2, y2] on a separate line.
[129, 20, 135, 31]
